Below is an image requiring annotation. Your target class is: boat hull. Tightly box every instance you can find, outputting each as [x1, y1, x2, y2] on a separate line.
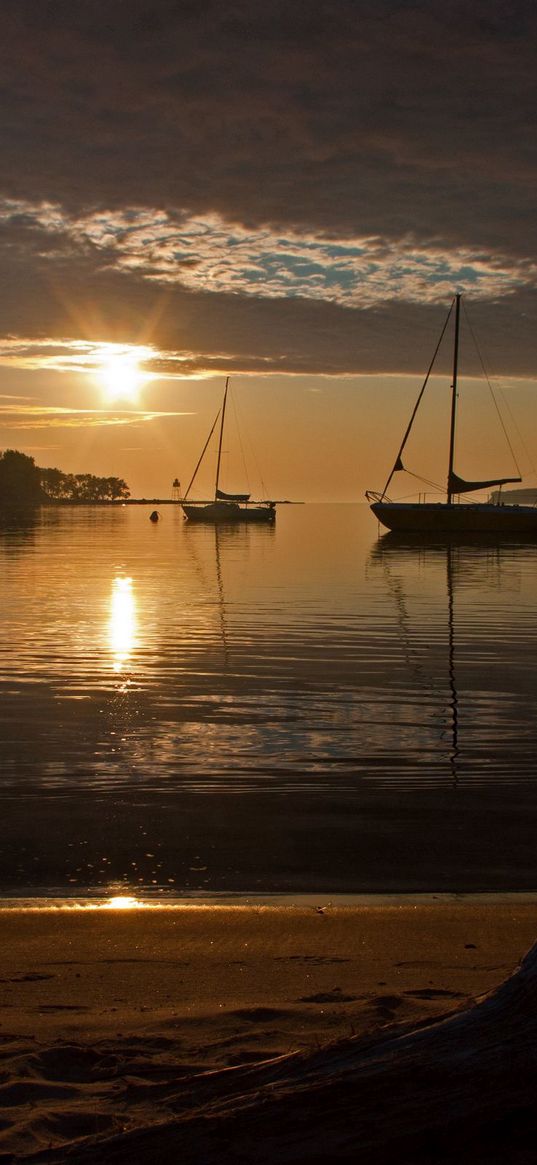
[370, 501, 537, 538]
[182, 502, 275, 524]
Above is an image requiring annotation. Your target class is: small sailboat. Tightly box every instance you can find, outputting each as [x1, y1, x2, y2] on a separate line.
[367, 293, 537, 538]
[181, 378, 276, 523]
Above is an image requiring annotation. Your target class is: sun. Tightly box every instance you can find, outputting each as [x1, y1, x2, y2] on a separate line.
[97, 347, 151, 404]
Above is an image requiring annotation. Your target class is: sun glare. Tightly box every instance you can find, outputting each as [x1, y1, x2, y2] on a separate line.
[105, 895, 139, 909]
[97, 347, 151, 404]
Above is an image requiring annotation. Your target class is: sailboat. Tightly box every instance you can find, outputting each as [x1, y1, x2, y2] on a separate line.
[181, 378, 277, 524]
[367, 293, 537, 537]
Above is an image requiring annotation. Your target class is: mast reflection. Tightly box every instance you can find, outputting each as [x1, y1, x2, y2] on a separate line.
[369, 535, 462, 786]
[445, 545, 460, 787]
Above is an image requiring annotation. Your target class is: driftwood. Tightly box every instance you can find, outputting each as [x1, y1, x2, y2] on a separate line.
[30, 941, 537, 1164]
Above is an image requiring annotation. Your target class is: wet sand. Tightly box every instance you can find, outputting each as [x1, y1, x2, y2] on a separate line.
[1, 899, 536, 1161]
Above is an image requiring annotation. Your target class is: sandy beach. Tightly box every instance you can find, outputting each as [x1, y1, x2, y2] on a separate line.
[1, 897, 536, 1161]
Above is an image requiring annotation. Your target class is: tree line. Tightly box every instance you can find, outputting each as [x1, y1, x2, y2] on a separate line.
[0, 450, 130, 505]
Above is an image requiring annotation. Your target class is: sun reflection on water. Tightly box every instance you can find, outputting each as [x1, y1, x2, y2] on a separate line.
[109, 576, 136, 672]
[105, 895, 139, 909]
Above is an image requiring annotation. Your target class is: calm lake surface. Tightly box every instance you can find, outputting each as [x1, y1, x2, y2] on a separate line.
[2, 502, 537, 897]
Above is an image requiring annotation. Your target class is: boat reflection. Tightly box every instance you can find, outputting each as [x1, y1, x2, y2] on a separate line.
[368, 534, 518, 788]
[183, 520, 275, 671]
[214, 527, 229, 668]
[445, 545, 459, 787]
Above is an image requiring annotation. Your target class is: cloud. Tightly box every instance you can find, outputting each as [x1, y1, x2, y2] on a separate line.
[0, 335, 157, 374]
[0, 281, 536, 381]
[0, 392, 37, 401]
[0, 1, 535, 247]
[0, 404, 192, 429]
[1, 199, 535, 310]
[0, 1, 535, 376]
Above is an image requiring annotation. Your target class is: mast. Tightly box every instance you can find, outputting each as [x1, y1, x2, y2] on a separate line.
[183, 407, 221, 500]
[214, 377, 229, 501]
[447, 293, 461, 505]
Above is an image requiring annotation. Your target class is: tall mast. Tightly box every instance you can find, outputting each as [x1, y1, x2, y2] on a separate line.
[214, 377, 229, 500]
[447, 293, 461, 505]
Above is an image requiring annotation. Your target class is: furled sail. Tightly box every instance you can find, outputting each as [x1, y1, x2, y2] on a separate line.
[216, 488, 251, 503]
[448, 472, 522, 496]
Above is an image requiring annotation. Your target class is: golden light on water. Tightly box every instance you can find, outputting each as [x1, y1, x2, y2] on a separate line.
[105, 895, 140, 909]
[109, 576, 136, 672]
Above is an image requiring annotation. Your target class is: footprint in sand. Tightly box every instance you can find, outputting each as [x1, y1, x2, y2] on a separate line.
[0, 1080, 79, 1104]
[0, 972, 55, 983]
[375, 994, 403, 1009]
[373, 994, 405, 1020]
[231, 1007, 287, 1023]
[275, 956, 350, 966]
[404, 988, 465, 999]
[36, 1004, 90, 1013]
[28, 1045, 121, 1083]
[299, 988, 358, 1004]
[39, 1111, 118, 1139]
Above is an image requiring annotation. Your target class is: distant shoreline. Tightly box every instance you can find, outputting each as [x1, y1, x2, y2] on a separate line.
[42, 498, 181, 506]
[0, 498, 182, 509]
[38, 498, 305, 506]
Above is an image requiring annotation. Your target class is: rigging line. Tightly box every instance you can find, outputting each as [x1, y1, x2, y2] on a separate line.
[394, 490, 443, 501]
[380, 299, 454, 500]
[231, 388, 268, 498]
[183, 407, 221, 500]
[462, 302, 524, 477]
[248, 439, 268, 499]
[495, 383, 537, 478]
[230, 388, 251, 492]
[403, 468, 446, 492]
[403, 467, 497, 503]
[391, 465, 496, 502]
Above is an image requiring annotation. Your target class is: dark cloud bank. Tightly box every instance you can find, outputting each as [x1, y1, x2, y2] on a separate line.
[0, 0, 535, 375]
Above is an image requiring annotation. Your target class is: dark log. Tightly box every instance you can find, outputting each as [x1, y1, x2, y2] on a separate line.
[29, 941, 537, 1164]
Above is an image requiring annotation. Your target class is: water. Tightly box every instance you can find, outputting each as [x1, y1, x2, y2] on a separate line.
[1, 502, 537, 897]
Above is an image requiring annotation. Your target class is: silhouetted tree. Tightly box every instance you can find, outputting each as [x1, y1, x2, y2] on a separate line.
[40, 467, 130, 501]
[0, 450, 44, 505]
[1, 451, 130, 503]
[40, 467, 72, 499]
[104, 476, 130, 501]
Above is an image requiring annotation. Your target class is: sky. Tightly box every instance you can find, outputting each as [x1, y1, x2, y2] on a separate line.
[0, 0, 536, 500]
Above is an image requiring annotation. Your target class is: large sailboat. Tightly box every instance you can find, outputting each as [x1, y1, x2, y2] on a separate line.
[181, 378, 277, 523]
[367, 293, 537, 537]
